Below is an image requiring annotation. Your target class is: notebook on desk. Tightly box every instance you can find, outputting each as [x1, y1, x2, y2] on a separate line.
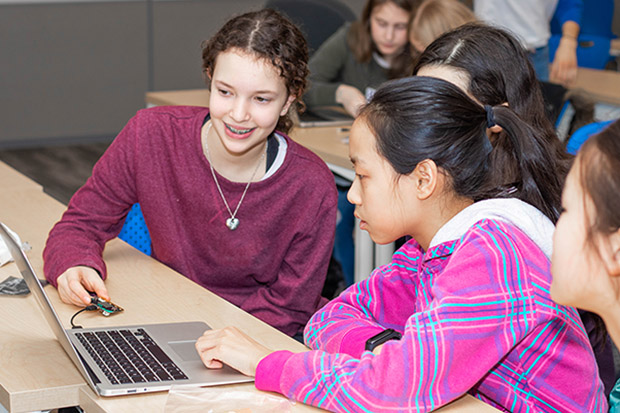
[298, 106, 354, 128]
[0, 223, 252, 397]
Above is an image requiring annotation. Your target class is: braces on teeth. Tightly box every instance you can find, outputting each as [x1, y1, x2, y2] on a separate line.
[227, 124, 253, 134]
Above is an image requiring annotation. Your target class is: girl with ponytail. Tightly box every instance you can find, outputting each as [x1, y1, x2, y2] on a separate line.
[414, 22, 571, 224]
[195, 76, 607, 412]
[413, 22, 614, 396]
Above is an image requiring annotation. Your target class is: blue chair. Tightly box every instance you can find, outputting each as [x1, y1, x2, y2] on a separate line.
[118, 203, 151, 255]
[565, 119, 614, 154]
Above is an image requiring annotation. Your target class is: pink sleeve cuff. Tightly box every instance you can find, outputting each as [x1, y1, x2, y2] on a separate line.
[255, 350, 295, 394]
[339, 326, 385, 358]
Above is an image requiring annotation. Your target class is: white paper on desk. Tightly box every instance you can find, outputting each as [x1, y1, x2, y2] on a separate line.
[164, 386, 292, 413]
[0, 224, 24, 267]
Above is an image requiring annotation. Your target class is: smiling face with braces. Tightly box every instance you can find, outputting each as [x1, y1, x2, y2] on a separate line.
[207, 48, 295, 165]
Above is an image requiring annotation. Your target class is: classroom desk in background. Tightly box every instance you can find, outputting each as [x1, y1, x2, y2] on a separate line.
[0, 161, 42, 192]
[0, 162, 498, 412]
[573, 67, 620, 107]
[610, 38, 620, 57]
[145, 89, 390, 283]
[145, 66, 620, 110]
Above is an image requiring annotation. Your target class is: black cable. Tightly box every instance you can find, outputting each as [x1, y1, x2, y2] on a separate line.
[70, 305, 98, 329]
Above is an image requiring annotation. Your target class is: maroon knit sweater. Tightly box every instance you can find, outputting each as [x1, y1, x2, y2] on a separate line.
[43, 106, 337, 336]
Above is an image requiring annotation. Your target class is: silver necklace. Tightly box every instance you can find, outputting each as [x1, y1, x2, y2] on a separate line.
[203, 122, 265, 230]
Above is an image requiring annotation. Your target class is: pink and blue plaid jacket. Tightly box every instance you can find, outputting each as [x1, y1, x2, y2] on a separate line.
[256, 219, 607, 412]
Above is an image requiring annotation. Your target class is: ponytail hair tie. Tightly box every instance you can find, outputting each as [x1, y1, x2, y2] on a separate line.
[484, 105, 496, 128]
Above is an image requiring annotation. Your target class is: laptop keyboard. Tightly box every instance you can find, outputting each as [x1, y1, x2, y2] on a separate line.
[75, 328, 188, 384]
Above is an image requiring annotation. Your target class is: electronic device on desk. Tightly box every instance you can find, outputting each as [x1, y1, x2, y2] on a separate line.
[0, 222, 252, 397]
[298, 106, 354, 128]
[90, 294, 124, 317]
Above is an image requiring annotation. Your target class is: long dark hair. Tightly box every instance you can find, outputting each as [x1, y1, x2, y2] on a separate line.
[578, 120, 620, 254]
[413, 23, 571, 222]
[576, 120, 620, 353]
[360, 76, 562, 222]
[201, 9, 309, 133]
[348, 0, 419, 78]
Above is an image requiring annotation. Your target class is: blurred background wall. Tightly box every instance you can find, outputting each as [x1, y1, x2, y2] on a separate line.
[0, 0, 617, 148]
[0, 0, 365, 147]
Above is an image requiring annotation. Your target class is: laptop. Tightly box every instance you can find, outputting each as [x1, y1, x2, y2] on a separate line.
[298, 106, 354, 128]
[0, 223, 253, 397]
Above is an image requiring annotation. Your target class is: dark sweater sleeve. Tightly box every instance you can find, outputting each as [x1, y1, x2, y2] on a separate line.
[43, 113, 141, 286]
[304, 25, 351, 108]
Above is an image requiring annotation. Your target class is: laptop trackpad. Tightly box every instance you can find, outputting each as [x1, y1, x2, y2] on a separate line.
[168, 340, 200, 361]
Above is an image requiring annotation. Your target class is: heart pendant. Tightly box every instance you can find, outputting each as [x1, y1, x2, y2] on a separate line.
[226, 217, 239, 230]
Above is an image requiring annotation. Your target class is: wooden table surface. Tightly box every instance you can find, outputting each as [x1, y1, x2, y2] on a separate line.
[573, 67, 620, 107]
[0, 161, 42, 192]
[0, 185, 322, 413]
[0, 163, 497, 412]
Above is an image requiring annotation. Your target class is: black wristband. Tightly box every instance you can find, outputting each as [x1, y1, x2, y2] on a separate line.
[365, 328, 402, 352]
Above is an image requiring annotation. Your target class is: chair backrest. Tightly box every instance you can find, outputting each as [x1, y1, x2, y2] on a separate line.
[265, 0, 357, 55]
[565, 119, 614, 155]
[118, 203, 152, 255]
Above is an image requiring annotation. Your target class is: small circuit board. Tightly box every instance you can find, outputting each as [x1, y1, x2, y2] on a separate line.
[90, 296, 124, 317]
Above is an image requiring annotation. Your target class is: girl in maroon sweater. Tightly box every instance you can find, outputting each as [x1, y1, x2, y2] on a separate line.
[43, 9, 337, 337]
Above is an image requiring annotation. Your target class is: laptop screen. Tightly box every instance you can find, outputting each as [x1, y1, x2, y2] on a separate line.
[0, 223, 99, 391]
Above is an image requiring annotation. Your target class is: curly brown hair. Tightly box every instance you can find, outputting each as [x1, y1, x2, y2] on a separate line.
[201, 9, 309, 133]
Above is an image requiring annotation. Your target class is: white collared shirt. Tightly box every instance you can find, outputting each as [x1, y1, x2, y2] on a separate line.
[474, 0, 559, 49]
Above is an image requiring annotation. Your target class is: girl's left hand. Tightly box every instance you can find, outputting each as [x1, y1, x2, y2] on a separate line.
[195, 326, 273, 376]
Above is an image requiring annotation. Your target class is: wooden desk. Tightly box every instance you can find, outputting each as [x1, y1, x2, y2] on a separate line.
[0, 187, 81, 413]
[573, 67, 620, 107]
[290, 124, 351, 171]
[0, 161, 42, 191]
[611, 38, 620, 57]
[0, 163, 497, 412]
[147, 66, 620, 114]
[146, 88, 210, 108]
[0, 186, 321, 412]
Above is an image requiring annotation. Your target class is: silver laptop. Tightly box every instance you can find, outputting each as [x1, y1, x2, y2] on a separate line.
[0, 223, 253, 397]
[298, 106, 354, 128]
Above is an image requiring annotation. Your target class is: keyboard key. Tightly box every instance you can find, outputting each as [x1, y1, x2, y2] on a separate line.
[78, 329, 188, 384]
